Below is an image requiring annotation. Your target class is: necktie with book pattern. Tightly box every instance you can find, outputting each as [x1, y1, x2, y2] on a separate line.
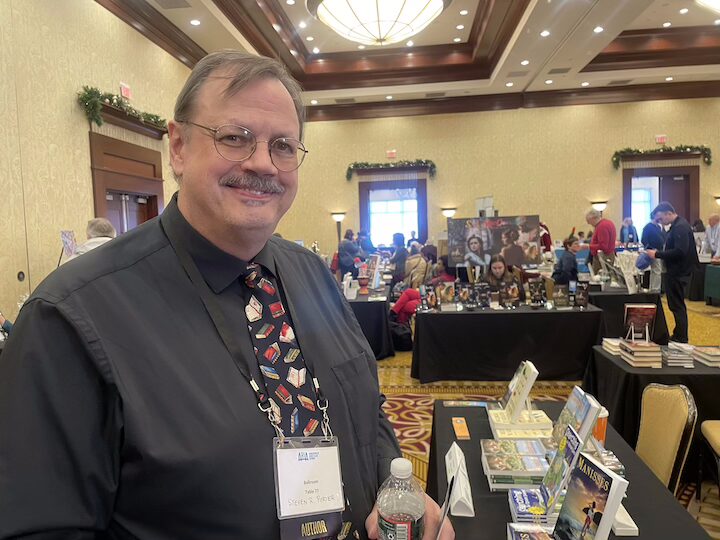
[242, 263, 323, 438]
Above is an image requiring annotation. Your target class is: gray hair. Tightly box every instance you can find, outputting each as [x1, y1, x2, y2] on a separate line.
[174, 50, 305, 138]
[87, 218, 117, 239]
[586, 209, 602, 221]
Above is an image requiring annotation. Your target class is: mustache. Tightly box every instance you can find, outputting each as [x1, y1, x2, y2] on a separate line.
[219, 174, 285, 194]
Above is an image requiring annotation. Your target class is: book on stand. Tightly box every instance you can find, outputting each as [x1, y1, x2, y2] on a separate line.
[574, 282, 589, 308]
[623, 303, 657, 341]
[553, 285, 572, 310]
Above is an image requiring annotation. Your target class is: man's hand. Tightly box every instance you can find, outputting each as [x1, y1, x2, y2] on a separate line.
[365, 493, 455, 539]
[646, 249, 657, 260]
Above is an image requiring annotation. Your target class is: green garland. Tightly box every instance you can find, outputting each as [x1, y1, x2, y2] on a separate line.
[77, 86, 167, 129]
[612, 145, 711, 169]
[346, 159, 437, 181]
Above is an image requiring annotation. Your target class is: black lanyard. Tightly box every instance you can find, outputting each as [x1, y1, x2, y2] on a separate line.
[160, 220, 328, 425]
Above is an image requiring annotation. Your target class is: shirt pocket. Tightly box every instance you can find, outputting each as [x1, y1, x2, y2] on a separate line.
[331, 351, 379, 447]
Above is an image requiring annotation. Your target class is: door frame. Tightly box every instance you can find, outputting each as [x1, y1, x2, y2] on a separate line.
[358, 179, 428, 244]
[622, 165, 699, 223]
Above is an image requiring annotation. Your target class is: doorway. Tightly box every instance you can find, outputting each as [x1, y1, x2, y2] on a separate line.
[106, 191, 152, 234]
[359, 179, 428, 247]
[623, 166, 699, 226]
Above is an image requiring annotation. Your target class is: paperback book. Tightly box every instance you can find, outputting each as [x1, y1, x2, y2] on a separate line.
[553, 285, 571, 310]
[528, 278, 547, 307]
[574, 282, 589, 308]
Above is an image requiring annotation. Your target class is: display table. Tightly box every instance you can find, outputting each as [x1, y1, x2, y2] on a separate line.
[426, 401, 709, 539]
[411, 305, 602, 383]
[687, 262, 707, 301]
[589, 289, 670, 344]
[706, 264, 720, 306]
[348, 288, 395, 360]
[583, 345, 720, 454]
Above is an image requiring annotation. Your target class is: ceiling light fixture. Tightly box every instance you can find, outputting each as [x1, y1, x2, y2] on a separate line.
[505, 82, 514, 87]
[545, 79, 553, 84]
[456, 24, 464, 30]
[286, 0, 295, 4]
[521, 59, 530, 66]
[306, 36, 314, 41]
[716, 19, 720, 24]
[386, 95, 393, 100]
[299, 21, 307, 29]
[310, 99, 318, 105]
[666, 76, 674, 81]
[593, 26, 604, 33]
[272, 23, 281, 32]
[453, 37, 461, 42]
[406, 40, 414, 46]
[663, 21, 672, 27]
[696, 0, 720, 14]
[460, 10, 468, 16]
[307, 0, 451, 46]
[190, 19, 201, 26]
[679, 8, 689, 14]
[540, 30, 550, 37]
[312, 47, 320, 54]
[358, 45, 365, 49]
[581, 81, 590, 87]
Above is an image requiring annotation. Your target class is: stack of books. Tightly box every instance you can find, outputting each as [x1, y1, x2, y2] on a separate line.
[618, 339, 661, 368]
[662, 342, 695, 368]
[601, 338, 621, 355]
[480, 439, 550, 491]
[693, 346, 720, 367]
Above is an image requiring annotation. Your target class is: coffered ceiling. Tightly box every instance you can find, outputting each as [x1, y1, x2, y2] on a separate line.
[97, 0, 720, 121]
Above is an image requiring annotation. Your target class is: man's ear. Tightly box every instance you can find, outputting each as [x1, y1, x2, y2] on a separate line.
[168, 121, 186, 179]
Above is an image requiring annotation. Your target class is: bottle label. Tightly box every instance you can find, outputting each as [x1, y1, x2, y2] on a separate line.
[378, 513, 424, 540]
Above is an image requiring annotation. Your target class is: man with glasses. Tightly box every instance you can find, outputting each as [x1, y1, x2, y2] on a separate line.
[0, 52, 453, 539]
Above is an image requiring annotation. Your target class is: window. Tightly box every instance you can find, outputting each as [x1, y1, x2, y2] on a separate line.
[631, 177, 659, 233]
[368, 188, 418, 246]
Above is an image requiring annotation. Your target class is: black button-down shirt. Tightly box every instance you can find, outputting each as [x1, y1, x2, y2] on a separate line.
[0, 194, 400, 539]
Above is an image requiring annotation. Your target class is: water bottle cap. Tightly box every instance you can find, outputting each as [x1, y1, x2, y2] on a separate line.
[391, 457, 413, 479]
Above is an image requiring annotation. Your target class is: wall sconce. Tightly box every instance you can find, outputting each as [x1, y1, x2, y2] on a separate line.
[331, 212, 346, 244]
[591, 201, 608, 212]
[441, 208, 457, 218]
[715, 197, 720, 207]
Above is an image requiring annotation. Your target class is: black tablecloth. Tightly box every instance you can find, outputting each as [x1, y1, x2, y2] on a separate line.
[687, 263, 707, 301]
[589, 289, 670, 345]
[411, 306, 602, 383]
[427, 401, 710, 539]
[583, 345, 720, 477]
[348, 289, 395, 360]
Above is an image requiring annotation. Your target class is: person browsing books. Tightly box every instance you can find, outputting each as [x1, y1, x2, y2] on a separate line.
[646, 202, 699, 343]
[641, 211, 666, 292]
[551, 236, 579, 285]
[586, 209, 617, 272]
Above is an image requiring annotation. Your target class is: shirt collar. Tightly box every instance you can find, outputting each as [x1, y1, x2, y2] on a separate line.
[160, 193, 277, 293]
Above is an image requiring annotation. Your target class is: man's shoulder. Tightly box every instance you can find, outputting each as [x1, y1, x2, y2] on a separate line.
[33, 218, 169, 305]
[268, 236, 324, 264]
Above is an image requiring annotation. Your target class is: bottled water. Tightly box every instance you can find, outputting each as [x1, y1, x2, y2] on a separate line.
[377, 458, 425, 540]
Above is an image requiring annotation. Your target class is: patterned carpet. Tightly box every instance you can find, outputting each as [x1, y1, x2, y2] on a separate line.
[378, 298, 720, 533]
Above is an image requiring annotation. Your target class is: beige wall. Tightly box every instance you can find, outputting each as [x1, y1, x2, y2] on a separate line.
[281, 98, 720, 254]
[0, 0, 189, 320]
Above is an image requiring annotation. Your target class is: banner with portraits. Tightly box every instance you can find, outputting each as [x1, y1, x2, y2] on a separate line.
[447, 215, 543, 269]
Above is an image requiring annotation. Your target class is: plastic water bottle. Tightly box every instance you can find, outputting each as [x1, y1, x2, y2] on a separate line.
[377, 458, 425, 540]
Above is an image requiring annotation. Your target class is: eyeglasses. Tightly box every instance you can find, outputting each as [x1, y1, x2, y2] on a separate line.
[183, 121, 308, 172]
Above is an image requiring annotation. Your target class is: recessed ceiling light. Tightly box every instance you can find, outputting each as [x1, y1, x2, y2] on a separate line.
[312, 47, 320, 54]
[456, 24, 465, 30]
[666, 76, 674, 81]
[581, 81, 590, 87]
[453, 37, 462, 42]
[190, 19, 201, 26]
[663, 21, 672, 27]
[540, 30, 550, 37]
[290, 50, 297, 55]
[593, 26, 604, 33]
[358, 45, 365, 49]
[716, 19, 720, 25]
[272, 23, 281, 32]
[286, 0, 295, 4]
[386, 95, 393, 100]
[679, 8, 689, 14]
[460, 9, 468, 15]
[505, 82, 514, 87]
[545, 79, 553, 84]
[306, 36, 314, 41]
[310, 99, 318, 105]
[406, 40, 414, 46]
[299, 21, 307, 29]
[521, 59, 530, 66]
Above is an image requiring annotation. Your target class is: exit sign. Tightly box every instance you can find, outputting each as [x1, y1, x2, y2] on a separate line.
[655, 134, 668, 145]
[120, 82, 132, 100]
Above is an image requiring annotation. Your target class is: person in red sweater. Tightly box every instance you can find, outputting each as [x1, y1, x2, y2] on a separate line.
[585, 209, 617, 273]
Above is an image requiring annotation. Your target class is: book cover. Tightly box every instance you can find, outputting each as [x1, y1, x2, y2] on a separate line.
[528, 278, 547, 306]
[483, 454, 549, 475]
[552, 453, 629, 540]
[541, 426, 583, 513]
[551, 387, 600, 446]
[502, 361, 540, 423]
[574, 283, 589, 308]
[553, 285, 570, 308]
[623, 303, 657, 341]
[507, 523, 554, 540]
[475, 282, 491, 307]
[509, 488, 548, 518]
[436, 282, 456, 304]
[482, 439, 547, 456]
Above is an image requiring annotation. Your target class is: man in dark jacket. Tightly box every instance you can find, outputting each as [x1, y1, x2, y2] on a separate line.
[646, 202, 699, 343]
[641, 212, 666, 292]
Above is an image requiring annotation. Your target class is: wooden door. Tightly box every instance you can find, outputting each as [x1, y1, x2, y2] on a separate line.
[660, 175, 690, 219]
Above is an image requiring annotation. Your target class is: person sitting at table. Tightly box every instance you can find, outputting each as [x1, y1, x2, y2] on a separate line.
[389, 289, 421, 325]
[484, 254, 526, 301]
[702, 214, 719, 257]
[338, 228, 361, 278]
[578, 231, 586, 243]
[389, 232, 408, 287]
[404, 242, 430, 289]
[356, 229, 376, 255]
[431, 256, 456, 286]
[0, 311, 13, 335]
[552, 236, 580, 285]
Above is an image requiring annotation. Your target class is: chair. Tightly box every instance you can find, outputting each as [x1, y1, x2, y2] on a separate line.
[697, 420, 720, 501]
[635, 383, 697, 496]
